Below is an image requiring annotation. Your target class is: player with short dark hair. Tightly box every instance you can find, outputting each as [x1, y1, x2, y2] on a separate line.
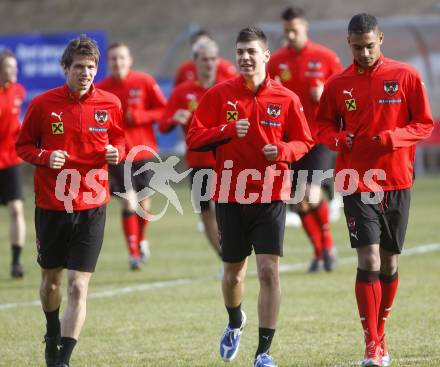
[98, 42, 167, 270]
[160, 39, 221, 261]
[16, 34, 125, 367]
[174, 28, 237, 86]
[316, 14, 434, 366]
[187, 26, 314, 367]
[268, 6, 343, 273]
[0, 49, 26, 278]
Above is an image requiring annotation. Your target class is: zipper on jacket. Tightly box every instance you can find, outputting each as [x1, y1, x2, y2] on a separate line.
[77, 100, 83, 133]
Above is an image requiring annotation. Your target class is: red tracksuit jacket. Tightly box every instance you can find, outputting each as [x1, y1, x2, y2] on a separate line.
[16, 84, 125, 211]
[160, 79, 216, 168]
[267, 41, 342, 137]
[174, 58, 237, 86]
[316, 55, 434, 192]
[0, 82, 25, 169]
[187, 74, 314, 203]
[97, 71, 166, 160]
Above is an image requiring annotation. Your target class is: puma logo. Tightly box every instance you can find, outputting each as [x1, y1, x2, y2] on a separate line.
[51, 112, 63, 121]
[343, 88, 354, 98]
[227, 100, 238, 110]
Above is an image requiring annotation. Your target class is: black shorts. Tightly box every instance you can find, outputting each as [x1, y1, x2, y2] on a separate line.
[343, 189, 411, 254]
[190, 167, 213, 212]
[0, 164, 24, 205]
[290, 144, 335, 188]
[215, 201, 286, 263]
[109, 160, 154, 195]
[35, 206, 106, 272]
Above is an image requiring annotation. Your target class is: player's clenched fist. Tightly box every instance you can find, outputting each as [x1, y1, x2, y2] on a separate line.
[262, 144, 278, 161]
[105, 144, 119, 165]
[49, 150, 69, 169]
[236, 118, 250, 138]
[173, 109, 191, 126]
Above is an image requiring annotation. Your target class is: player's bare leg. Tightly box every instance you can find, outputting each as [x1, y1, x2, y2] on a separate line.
[222, 259, 248, 308]
[253, 254, 280, 362]
[58, 270, 92, 366]
[256, 254, 280, 329]
[8, 199, 26, 278]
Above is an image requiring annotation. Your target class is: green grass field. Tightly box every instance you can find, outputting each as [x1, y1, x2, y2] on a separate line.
[0, 176, 439, 366]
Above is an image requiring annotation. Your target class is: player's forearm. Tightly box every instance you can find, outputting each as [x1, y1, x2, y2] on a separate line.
[276, 140, 314, 162]
[16, 143, 52, 166]
[130, 108, 164, 125]
[187, 122, 236, 151]
[379, 120, 434, 150]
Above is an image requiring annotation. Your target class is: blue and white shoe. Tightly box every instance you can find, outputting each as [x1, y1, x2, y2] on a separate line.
[219, 310, 246, 362]
[254, 353, 278, 367]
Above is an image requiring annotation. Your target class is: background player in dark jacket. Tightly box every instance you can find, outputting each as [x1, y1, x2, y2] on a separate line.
[267, 6, 343, 272]
[98, 43, 166, 270]
[0, 50, 27, 278]
[316, 14, 434, 367]
[17, 35, 125, 367]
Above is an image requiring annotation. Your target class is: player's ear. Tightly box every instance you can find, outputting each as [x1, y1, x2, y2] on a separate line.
[378, 31, 384, 46]
[263, 49, 271, 63]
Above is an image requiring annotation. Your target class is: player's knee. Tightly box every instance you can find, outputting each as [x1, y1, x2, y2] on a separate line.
[223, 272, 244, 287]
[380, 258, 398, 275]
[8, 201, 23, 219]
[68, 279, 88, 301]
[42, 278, 61, 294]
[258, 264, 279, 288]
[360, 253, 380, 270]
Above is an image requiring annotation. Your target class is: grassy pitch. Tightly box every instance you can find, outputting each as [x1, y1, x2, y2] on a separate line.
[0, 176, 439, 366]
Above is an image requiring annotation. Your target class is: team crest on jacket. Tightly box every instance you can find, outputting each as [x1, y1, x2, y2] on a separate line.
[267, 103, 281, 118]
[94, 110, 108, 124]
[383, 80, 399, 95]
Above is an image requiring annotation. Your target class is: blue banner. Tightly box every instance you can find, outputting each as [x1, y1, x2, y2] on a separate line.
[0, 31, 182, 155]
[0, 31, 107, 113]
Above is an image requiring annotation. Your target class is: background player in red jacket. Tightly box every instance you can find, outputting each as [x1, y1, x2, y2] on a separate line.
[187, 27, 314, 367]
[267, 6, 343, 272]
[174, 29, 237, 86]
[98, 43, 166, 270]
[0, 50, 26, 278]
[316, 14, 434, 366]
[16, 35, 125, 367]
[160, 39, 221, 261]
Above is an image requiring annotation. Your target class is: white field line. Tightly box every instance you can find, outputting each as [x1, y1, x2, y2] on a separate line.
[332, 355, 440, 367]
[1, 243, 439, 311]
